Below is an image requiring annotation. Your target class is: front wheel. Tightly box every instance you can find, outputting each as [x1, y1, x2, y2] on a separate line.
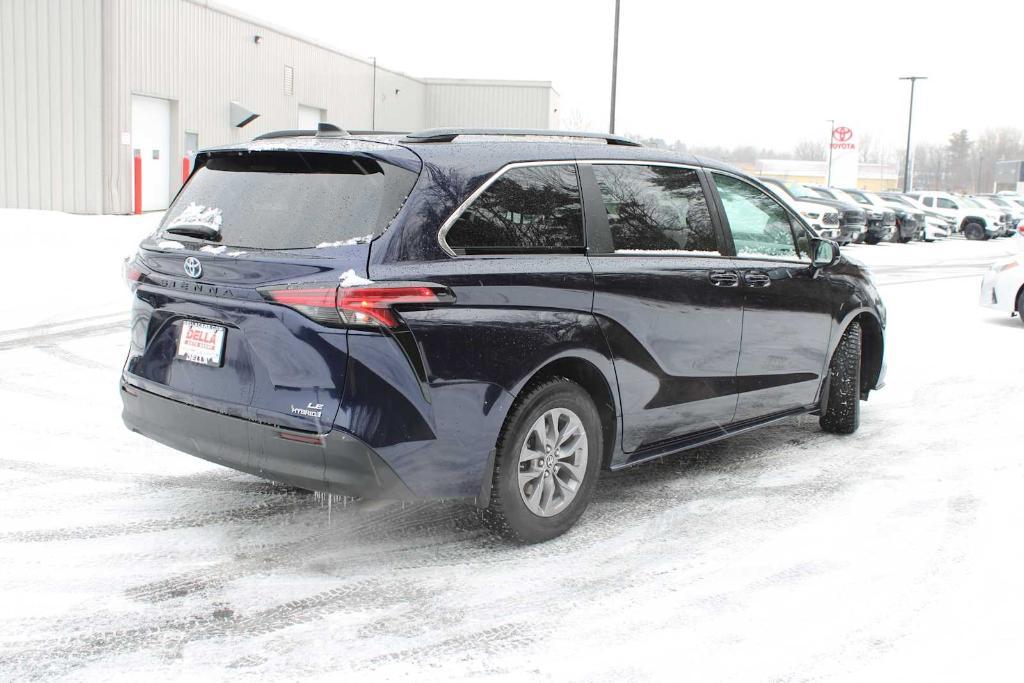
[820, 322, 862, 434]
[963, 222, 984, 240]
[1017, 290, 1024, 327]
[481, 378, 602, 543]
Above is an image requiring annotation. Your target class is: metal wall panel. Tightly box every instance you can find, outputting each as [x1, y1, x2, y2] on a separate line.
[423, 79, 554, 129]
[101, 0, 430, 212]
[0, 0, 104, 213]
[1, 0, 556, 213]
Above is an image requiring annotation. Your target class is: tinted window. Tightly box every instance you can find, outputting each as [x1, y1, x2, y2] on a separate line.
[937, 197, 957, 209]
[160, 151, 419, 250]
[445, 165, 584, 253]
[921, 196, 933, 206]
[714, 174, 803, 260]
[593, 164, 719, 254]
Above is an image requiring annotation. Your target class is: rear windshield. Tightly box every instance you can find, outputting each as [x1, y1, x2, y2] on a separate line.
[160, 151, 420, 250]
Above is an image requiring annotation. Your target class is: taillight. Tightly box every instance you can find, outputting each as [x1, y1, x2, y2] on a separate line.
[260, 283, 452, 328]
[123, 256, 143, 290]
[263, 287, 340, 326]
[337, 286, 439, 327]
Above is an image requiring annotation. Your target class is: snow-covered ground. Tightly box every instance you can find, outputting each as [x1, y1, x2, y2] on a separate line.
[1, 211, 1023, 681]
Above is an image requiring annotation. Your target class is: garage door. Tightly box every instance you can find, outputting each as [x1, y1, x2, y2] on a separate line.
[131, 95, 171, 211]
[298, 104, 324, 130]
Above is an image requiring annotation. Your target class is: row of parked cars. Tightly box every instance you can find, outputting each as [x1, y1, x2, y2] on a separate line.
[761, 178, 1024, 246]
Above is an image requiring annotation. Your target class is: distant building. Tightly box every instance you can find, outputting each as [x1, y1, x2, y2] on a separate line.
[745, 159, 900, 192]
[994, 160, 1024, 193]
[0, 0, 559, 214]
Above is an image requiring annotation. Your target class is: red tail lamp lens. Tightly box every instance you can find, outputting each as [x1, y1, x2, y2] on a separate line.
[337, 286, 439, 328]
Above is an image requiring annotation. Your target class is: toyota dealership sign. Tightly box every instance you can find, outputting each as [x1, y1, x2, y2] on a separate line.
[829, 124, 858, 186]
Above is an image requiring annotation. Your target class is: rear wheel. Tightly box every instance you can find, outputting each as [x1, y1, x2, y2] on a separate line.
[481, 378, 602, 543]
[864, 233, 881, 245]
[1017, 290, 1024, 327]
[820, 322, 862, 434]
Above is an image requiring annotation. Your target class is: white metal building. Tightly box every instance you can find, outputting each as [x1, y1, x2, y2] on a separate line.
[0, 0, 560, 214]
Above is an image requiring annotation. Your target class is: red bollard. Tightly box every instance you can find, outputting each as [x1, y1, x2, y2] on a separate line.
[182, 156, 190, 184]
[133, 154, 142, 214]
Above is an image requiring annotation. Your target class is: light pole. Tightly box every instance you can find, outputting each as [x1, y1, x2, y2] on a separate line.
[826, 118, 835, 186]
[608, 0, 620, 134]
[899, 76, 927, 192]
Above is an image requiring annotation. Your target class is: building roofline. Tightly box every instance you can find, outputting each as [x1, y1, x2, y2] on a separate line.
[185, 0, 555, 92]
[421, 77, 554, 89]
[185, 0, 424, 81]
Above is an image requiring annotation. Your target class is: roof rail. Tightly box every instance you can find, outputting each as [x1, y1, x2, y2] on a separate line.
[252, 122, 349, 141]
[400, 128, 642, 147]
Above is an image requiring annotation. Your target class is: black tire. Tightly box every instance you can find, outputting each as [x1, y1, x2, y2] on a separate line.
[1017, 290, 1024, 327]
[864, 234, 881, 245]
[481, 378, 602, 543]
[963, 222, 984, 241]
[820, 322, 861, 434]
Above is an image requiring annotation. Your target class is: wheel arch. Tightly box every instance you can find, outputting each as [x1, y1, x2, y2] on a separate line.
[507, 356, 619, 471]
[827, 307, 884, 400]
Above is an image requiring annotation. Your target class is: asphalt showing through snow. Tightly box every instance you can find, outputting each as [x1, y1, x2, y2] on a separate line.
[1, 237, 1022, 681]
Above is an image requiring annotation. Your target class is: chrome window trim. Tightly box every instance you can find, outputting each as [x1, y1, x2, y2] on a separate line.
[708, 168, 813, 265]
[436, 159, 704, 257]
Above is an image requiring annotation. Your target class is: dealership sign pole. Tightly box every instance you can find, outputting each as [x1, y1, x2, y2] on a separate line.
[826, 119, 834, 186]
[899, 76, 927, 192]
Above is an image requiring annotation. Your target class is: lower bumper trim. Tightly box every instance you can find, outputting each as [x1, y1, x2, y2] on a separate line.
[121, 378, 415, 499]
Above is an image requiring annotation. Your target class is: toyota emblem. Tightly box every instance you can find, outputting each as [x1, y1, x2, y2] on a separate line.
[183, 256, 203, 279]
[832, 126, 853, 143]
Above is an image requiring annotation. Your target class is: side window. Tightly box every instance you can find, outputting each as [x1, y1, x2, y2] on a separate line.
[937, 197, 956, 209]
[922, 196, 934, 207]
[713, 173, 804, 260]
[445, 165, 584, 254]
[592, 164, 719, 254]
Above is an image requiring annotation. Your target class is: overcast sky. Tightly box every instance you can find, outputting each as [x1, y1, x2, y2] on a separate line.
[217, 0, 1021, 154]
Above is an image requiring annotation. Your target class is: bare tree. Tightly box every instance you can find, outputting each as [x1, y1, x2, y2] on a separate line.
[792, 139, 825, 161]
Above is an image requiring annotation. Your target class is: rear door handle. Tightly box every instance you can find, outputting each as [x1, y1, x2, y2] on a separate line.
[743, 271, 772, 288]
[709, 270, 740, 287]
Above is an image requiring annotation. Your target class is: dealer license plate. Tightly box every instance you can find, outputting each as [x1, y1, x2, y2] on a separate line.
[176, 321, 226, 366]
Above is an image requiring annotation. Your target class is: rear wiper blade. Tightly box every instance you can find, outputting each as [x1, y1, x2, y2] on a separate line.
[164, 223, 222, 241]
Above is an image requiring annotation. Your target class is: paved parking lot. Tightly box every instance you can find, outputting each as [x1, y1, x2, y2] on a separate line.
[1, 220, 1022, 680]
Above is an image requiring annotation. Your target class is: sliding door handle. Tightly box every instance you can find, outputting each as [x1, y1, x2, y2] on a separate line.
[709, 270, 740, 287]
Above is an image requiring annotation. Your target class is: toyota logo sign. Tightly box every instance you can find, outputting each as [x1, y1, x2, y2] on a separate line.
[832, 126, 853, 143]
[183, 256, 203, 279]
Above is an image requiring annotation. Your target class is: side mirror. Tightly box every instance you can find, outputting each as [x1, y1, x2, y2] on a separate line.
[811, 237, 841, 268]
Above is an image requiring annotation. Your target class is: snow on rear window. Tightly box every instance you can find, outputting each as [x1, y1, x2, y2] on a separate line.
[160, 151, 420, 250]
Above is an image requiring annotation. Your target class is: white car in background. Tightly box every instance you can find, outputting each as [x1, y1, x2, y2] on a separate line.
[879, 193, 951, 241]
[908, 191, 1005, 240]
[971, 196, 1017, 236]
[980, 255, 1024, 325]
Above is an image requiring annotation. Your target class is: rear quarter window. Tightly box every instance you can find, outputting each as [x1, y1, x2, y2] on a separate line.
[443, 164, 584, 254]
[160, 151, 420, 250]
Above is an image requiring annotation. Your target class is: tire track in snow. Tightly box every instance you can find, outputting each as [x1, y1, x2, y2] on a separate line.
[0, 499, 308, 543]
[124, 501, 481, 603]
[0, 577, 438, 680]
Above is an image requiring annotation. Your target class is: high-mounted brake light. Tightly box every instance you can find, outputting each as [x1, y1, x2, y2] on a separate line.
[260, 283, 451, 328]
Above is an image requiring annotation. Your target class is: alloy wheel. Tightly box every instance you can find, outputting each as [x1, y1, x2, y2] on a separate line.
[517, 407, 589, 517]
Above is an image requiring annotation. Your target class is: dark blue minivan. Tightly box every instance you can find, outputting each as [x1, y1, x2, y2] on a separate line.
[121, 127, 886, 542]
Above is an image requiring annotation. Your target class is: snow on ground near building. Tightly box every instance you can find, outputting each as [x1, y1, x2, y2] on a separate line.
[1, 211, 1023, 680]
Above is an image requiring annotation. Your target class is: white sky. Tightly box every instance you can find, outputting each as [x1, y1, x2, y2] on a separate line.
[216, 0, 1022, 152]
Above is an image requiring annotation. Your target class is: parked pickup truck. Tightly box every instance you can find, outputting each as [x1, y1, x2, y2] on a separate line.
[760, 178, 867, 245]
[907, 191, 1004, 240]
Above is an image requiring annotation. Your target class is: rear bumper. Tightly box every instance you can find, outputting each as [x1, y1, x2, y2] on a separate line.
[120, 379, 415, 499]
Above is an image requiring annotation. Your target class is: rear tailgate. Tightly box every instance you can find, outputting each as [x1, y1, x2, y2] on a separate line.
[123, 145, 421, 434]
